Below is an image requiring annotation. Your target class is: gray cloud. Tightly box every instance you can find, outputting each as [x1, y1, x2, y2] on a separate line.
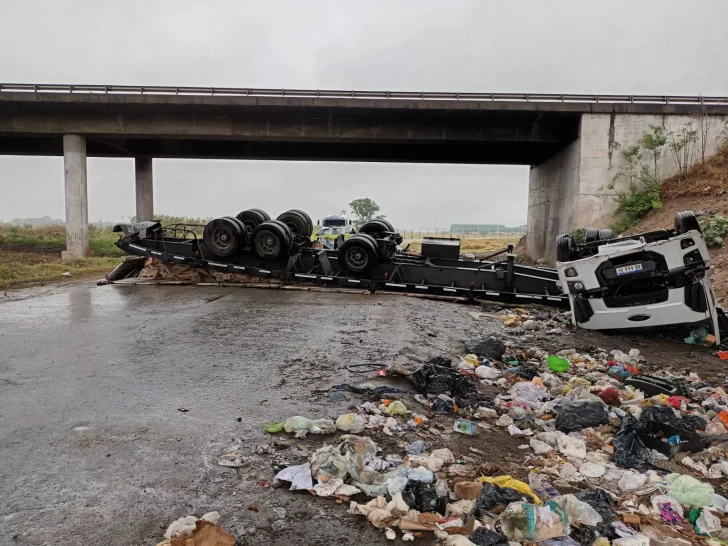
[0, 0, 726, 227]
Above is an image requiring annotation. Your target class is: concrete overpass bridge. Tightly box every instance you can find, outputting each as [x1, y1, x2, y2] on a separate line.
[1, 83, 727, 260]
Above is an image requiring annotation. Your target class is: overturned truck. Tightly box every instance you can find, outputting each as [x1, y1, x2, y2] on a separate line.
[111, 208, 724, 343]
[111, 208, 564, 306]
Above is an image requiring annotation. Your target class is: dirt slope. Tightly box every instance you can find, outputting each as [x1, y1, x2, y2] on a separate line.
[627, 145, 728, 301]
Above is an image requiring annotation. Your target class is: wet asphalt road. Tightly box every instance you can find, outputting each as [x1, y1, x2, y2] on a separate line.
[0, 282, 485, 546]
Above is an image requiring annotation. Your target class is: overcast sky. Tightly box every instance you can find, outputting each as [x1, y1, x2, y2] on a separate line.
[1, 0, 727, 227]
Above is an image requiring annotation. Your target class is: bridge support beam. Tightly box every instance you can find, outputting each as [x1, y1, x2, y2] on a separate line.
[526, 112, 726, 263]
[135, 158, 154, 222]
[61, 135, 89, 259]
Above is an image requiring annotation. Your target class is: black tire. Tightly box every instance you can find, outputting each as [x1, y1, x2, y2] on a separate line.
[585, 228, 599, 244]
[556, 233, 576, 263]
[598, 229, 614, 241]
[203, 217, 246, 258]
[247, 208, 271, 221]
[338, 234, 379, 273]
[286, 209, 313, 235]
[675, 211, 701, 235]
[251, 220, 293, 259]
[359, 219, 394, 237]
[276, 209, 313, 238]
[221, 216, 249, 246]
[236, 209, 269, 231]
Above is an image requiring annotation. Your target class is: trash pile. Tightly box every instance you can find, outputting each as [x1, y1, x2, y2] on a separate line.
[260, 330, 728, 545]
[156, 512, 236, 546]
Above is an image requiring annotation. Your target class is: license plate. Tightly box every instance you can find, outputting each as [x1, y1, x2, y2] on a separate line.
[616, 264, 643, 276]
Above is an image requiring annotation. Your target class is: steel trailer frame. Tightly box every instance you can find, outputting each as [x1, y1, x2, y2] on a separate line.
[112, 221, 568, 307]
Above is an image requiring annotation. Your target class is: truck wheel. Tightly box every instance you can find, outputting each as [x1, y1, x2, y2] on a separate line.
[598, 229, 614, 241]
[675, 211, 701, 235]
[203, 217, 245, 258]
[236, 209, 269, 231]
[248, 208, 271, 221]
[338, 234, 379, 273]
[251, 221, 293, 259]
[277, 209, 313, 238]
[286, 209, 313, 235]
[359, 219, 394, 237]
[585, 228, 599, 244]
[556, 233, 576, 263]
[221, 216, 249, 246]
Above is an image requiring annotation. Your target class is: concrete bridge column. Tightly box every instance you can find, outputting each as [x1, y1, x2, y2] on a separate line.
[135, 157, 154, 221]
[61, 135, 89, 259]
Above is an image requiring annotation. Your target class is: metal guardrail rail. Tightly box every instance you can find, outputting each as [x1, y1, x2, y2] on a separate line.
[1, 83, 727, 105]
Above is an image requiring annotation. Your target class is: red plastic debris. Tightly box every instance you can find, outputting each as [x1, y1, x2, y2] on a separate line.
[597, 387, 621, 406]
[667, 396, 690, 408]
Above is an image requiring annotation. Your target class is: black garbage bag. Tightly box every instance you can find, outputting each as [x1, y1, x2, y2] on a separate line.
[473, 482, 530, 516]
[411, 364, 473, 396]
[426, 355, 452, 368]
[577, 524, 598, 546]
[613, 413, 650, 469]
[465, 338, 506, 360]
[401, 481, 446, 515]
[638, 405, 706, 437]
[513, 366, 540, 381]
[469, 527, 509, 546]
[555, 400, 610, 433]
[433, 397, 455, 414]
[574, 488, 618, 540]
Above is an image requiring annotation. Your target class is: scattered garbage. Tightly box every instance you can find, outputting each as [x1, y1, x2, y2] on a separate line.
[158, 513, 236, 546]
[255, 306, 728, 545]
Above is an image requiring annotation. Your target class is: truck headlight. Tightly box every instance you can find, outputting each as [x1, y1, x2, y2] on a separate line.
[565, 267, 578, 277]
[574, 281, 584, 290]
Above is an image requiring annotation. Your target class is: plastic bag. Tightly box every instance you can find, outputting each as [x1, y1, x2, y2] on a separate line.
[468, 527, 509, 546]
[475, 365, 501, 380]
[528, 472, 559, 502]
[473, 483, 531, 516]
[501, 501, 569, 542]
[408, 467, 434, 483]
[381, 400, 411, 416]
[465, 338, 506, 360]
[613, 413, 650, 469]
[695, 508, 721, 534]
[509, 382, 549, 409]
[637, 406, 706, 436]
[335, 413, 367, 433]
[401, 480, 445, 514]
[557, 434, 586, 459]
[283, 416, 336, 434]
[573, 488, 618, 540]
[555, 400, 609, 432]
[666, 473, 714, 507]
[411, 363, 475, 397]
[480, 475, 541, 504]
[275, 463, 313, 491]
[263, 421, 285, 433]
[552, 494, 602, 526]
[406, 440, 427, 455]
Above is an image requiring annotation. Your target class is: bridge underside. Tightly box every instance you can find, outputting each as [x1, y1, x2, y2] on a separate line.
[0, 135, 573, 164]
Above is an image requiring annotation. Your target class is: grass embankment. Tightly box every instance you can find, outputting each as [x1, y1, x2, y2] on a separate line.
[0, 225, 125, 287]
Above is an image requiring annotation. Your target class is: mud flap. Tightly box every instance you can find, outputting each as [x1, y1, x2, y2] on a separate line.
[572, 296, 594, 324]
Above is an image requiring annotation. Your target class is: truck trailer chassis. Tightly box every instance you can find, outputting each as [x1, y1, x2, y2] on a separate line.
[111, 221, 568, 307]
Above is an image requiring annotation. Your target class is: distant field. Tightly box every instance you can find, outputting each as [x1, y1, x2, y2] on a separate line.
[0, 220, 522, 287]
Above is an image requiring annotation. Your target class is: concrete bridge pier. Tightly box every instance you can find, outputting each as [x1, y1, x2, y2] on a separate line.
[61, 134, 89, 259]
[134, 157, 154, 222]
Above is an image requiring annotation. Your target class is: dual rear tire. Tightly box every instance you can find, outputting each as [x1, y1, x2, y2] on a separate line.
[338, 234, 379, 273]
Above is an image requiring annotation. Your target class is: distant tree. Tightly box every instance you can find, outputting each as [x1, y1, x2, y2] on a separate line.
[349, 198, 385, 229]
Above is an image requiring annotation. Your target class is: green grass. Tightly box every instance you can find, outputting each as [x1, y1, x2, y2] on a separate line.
[0, 257, 122, 287]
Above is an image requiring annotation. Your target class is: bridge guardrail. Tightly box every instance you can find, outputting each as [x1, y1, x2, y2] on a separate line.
[1, 83, 727, 105]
